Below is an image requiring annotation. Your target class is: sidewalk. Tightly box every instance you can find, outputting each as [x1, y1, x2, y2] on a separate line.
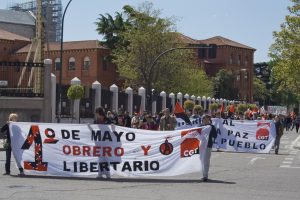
[0, 139, 4, 151]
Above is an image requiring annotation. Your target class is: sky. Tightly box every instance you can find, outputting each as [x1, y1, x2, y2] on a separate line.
[0, 0, 292, 62]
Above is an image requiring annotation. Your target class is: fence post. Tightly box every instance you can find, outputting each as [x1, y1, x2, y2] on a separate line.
[125, 87, 133, 116]
[169, 92, 175, 111]
[202, 96, 207, 111]
[92, 81, 101, 111]
[177, 92, 183, 106]
[138, 87, 146, 113]
[191, 95, 196, 102]
[160, 91, 166, 110]
[70, 77, 81, 123]
[207, 97, 211, 114]
[197, 96, 201, 105]
[184, 93, 190, 100]
[43, 59, 52, 122]
[51, 73, 56, 123]
[110, 84, 118, 112]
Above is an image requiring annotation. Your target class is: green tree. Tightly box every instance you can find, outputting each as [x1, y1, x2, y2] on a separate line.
[269, 0, 300, 101]
[253, 77, 269, 105]
[96, 12, 129, 50]
[96, 2, 214, 96]
[214, 69, 239, 99]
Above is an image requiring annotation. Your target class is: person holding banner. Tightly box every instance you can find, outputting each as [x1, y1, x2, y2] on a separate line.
[159, 108, 177, 131]
[201, 115, 217, 182]
[1, 113, 24, 176]
[94, 107, 112, 124]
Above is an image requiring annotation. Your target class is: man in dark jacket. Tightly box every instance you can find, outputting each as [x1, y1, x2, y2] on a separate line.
[1, 113, 24, 176]
[201, 115, 217, 182]
[274, 115, 284, 154]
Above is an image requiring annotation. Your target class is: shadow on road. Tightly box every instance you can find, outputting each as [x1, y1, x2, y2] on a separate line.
[10, 175, 236, 184]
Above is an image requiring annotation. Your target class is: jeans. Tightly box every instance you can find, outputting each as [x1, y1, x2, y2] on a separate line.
[201, 148, 212, 178]
[274, 136, 281, 154]
[5, 145, 23, 174]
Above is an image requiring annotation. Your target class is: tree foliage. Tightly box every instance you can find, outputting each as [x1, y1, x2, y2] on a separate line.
[183, 100, 195, 111]
[214, 69, 239, 99]
[96, 2, 214, 97]
[253, 77, 269, 105]
[67, 85, 84, 100]
[269, 0, 300, 100]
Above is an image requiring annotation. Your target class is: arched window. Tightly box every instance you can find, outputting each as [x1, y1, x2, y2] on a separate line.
[245, 56, 248, 66]
[83, 56, 90, 70]
[238, 55, 241, 65]
[55, 58, 60, 71]
[68, 57, 75, 70]
[229, 54, 233, 64]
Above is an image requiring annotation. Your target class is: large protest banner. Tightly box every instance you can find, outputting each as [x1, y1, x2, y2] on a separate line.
[176, 118, 276, 153]
[9, 122, 210, 177]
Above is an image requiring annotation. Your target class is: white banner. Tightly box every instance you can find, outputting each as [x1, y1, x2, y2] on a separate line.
[176, 118, 276, 153]
[9, 122, 211, 177]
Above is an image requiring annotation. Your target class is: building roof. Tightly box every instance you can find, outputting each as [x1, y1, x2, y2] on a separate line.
[199, 36, 256, 50]
[176, 33, 199, 45]
[16, 40, 107, 53]
[0, 9, 35, 26]
[0, 28, 30, 41]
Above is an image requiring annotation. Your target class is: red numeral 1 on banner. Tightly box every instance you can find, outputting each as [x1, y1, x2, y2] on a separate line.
[21, 125, 48, 171]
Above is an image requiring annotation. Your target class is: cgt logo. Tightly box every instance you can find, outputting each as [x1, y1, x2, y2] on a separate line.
[180, 128, 201, 158]
[256, 122, 270, 140]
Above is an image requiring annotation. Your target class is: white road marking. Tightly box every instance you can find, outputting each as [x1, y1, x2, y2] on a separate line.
[280, 165, 291, 168]
[280, 166, 300, 169]
[285, 157, 294, 161]
[248, 157, 265, 165]
[290, 151, 297, 155]
[282, 161, 292, 164]
[292, 134, 300, 147]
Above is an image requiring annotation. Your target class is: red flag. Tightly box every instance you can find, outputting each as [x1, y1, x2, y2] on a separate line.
[229, 105, 235, 113]
[174, 101, 191, 125]
[220, 102, 225, 113]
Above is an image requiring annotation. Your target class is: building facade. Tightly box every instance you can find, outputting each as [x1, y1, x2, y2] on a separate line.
[179, 34, 255, 102]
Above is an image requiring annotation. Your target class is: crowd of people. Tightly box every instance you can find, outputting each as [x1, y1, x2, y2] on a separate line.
[1, 106, 299, 181]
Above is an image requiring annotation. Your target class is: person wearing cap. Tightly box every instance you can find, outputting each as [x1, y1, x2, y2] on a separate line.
[159, 108, 177, 131]
[201, 115, 217, 182]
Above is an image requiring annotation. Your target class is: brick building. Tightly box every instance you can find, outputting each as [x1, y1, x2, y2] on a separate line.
[0, 27, 255, 102]
[179, 34, 255, 102]
[12, 40, 118, 88]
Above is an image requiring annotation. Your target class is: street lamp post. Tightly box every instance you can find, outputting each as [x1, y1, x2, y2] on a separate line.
[58, 0, 73, 123]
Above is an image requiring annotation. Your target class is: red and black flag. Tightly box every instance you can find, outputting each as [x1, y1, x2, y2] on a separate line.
[174, 101, 191, 125]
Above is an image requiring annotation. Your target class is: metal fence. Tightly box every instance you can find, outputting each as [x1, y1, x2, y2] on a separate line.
[0, 61, 44, 97]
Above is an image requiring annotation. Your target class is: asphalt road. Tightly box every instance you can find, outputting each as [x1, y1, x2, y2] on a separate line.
[0, 129, 300, 200]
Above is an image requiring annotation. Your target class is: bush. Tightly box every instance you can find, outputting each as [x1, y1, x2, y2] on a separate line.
[209, 103, 219, 111]
[67, 84, 84, 100]
[193, 105, 203, 113]
[248, 104, 258, 111]
[237, 104, 248, 113]
[184, 100, 195, 111]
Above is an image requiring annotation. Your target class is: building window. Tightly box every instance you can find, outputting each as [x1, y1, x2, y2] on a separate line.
[238, 55, 241, 65]
[55, 58, 60, 71]
[237, 74, 241, 81]
[229, 54, 233, 64]
[244, 72, 248, 80]
[102, 56, 108, 71]
[83, 56, 90, 70]
[68, 57, 75, 70]
[245, 56, 248, 66]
